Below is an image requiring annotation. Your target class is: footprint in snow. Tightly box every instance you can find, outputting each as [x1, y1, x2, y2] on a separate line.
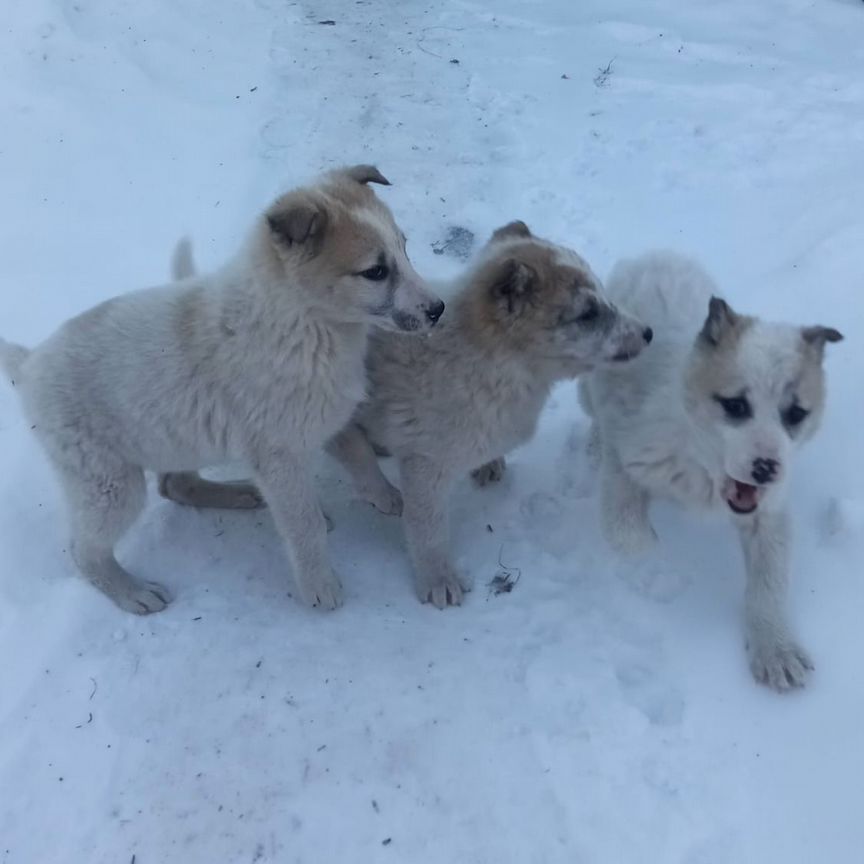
[615, 661, 685, 727]
[612, 550, 692, 604]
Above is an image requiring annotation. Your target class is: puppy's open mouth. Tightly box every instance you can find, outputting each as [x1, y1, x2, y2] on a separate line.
[611, 349, 639, 362]
[724, 478, 761, 515]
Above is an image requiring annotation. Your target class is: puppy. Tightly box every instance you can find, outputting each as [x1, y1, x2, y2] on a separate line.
[580, 251, 842, 690]
[163, 223, 651, 606]
[0, 165, 444, 614]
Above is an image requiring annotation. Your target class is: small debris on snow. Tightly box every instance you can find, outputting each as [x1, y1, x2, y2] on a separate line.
[488, 547, 521, 597]
[432, 225, 475, 261]
[593, 57, 616, 87]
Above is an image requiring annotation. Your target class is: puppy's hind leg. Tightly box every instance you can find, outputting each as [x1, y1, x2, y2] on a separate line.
[327, 424, 403, 516]
[60, 458, 171, 614]
[253, 450, 342, 609]
[158, 471, 264, 510]
[600, 444, 657, 555]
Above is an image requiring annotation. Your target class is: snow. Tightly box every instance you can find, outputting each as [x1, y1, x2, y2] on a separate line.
[1, 0, 863, 861]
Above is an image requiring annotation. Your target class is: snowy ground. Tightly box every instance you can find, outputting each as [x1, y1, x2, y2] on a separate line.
[1, 0, 864, 861]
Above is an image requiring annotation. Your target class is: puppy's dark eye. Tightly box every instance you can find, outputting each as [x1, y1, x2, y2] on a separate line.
[577, 303, 599, 323]
[783, 404, 809, 426]
[714, 395, 752, 421]
[360, 264, 389, 281]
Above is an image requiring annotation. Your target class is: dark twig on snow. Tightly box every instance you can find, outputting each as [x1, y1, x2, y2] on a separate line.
[487, 546, 522, 597]
[594, 57, 616, 87]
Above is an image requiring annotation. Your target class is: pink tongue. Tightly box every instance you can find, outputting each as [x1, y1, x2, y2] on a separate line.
[732, 481, 758, 509]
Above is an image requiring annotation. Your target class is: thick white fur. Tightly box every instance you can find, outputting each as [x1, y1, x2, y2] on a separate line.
[0, 166, 442, 614]
[581, 251, 840, 690]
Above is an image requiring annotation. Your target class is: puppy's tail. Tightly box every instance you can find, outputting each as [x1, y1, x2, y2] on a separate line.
[171, 237, 197, 281]
[0, 338, 30, 386]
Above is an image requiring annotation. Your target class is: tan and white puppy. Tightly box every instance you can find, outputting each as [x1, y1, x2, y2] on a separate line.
[0, 165, 443, 614]
[334, 222, 650, 606]
[580, 251, 842, 690]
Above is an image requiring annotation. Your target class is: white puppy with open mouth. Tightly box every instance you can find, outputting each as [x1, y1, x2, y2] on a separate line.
[580, 251, 842, 690]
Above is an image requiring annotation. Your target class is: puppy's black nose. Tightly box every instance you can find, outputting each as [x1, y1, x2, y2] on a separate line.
[642, 327, 653, 344]
[425, 300, 445, 325]
[751, 457, 779, 485]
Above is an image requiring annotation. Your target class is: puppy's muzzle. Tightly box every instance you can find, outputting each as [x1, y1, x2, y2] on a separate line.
[611, 323, 654, 362]
[751, 457, 780, 485]
[392, 299, 445, 332]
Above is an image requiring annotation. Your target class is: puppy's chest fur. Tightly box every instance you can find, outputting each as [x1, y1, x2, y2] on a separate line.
[598, 360, 720, 509]
[230, 316, 368, 453]
[365, 329, 550, 469]
[447, 370, 547, 466]
[615, 414, 718, 507]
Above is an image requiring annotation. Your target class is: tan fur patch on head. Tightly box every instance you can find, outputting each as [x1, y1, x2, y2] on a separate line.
[263, 177, 400, 280]
[491, 220, 532, 243]
[254, 166, 439, 327]
[685, 319, 835, 448]
[463, 238, 598, 348]
[698, 296, 754, 348]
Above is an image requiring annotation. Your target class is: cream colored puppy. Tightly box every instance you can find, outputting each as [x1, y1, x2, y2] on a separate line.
[0, 165, 444, 614]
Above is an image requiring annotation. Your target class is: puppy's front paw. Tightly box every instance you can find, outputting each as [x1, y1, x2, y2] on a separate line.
[747, 637, 813, 691]
[116, 580, 172, 615]
[471, 457, 506, 487]
[364, 482, 403, 516]
[416, 566, 467, 609]
[298, 569, 344, 610]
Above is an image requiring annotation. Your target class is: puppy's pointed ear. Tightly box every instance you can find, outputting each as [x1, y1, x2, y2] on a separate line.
[801, 325, 843, 355]
[491, 258, 536, 315]
[266, 194, 329, 250]
[340, 164, 391, 186]
[699, 296, 741, 346]
[491, 220, 532, 243]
